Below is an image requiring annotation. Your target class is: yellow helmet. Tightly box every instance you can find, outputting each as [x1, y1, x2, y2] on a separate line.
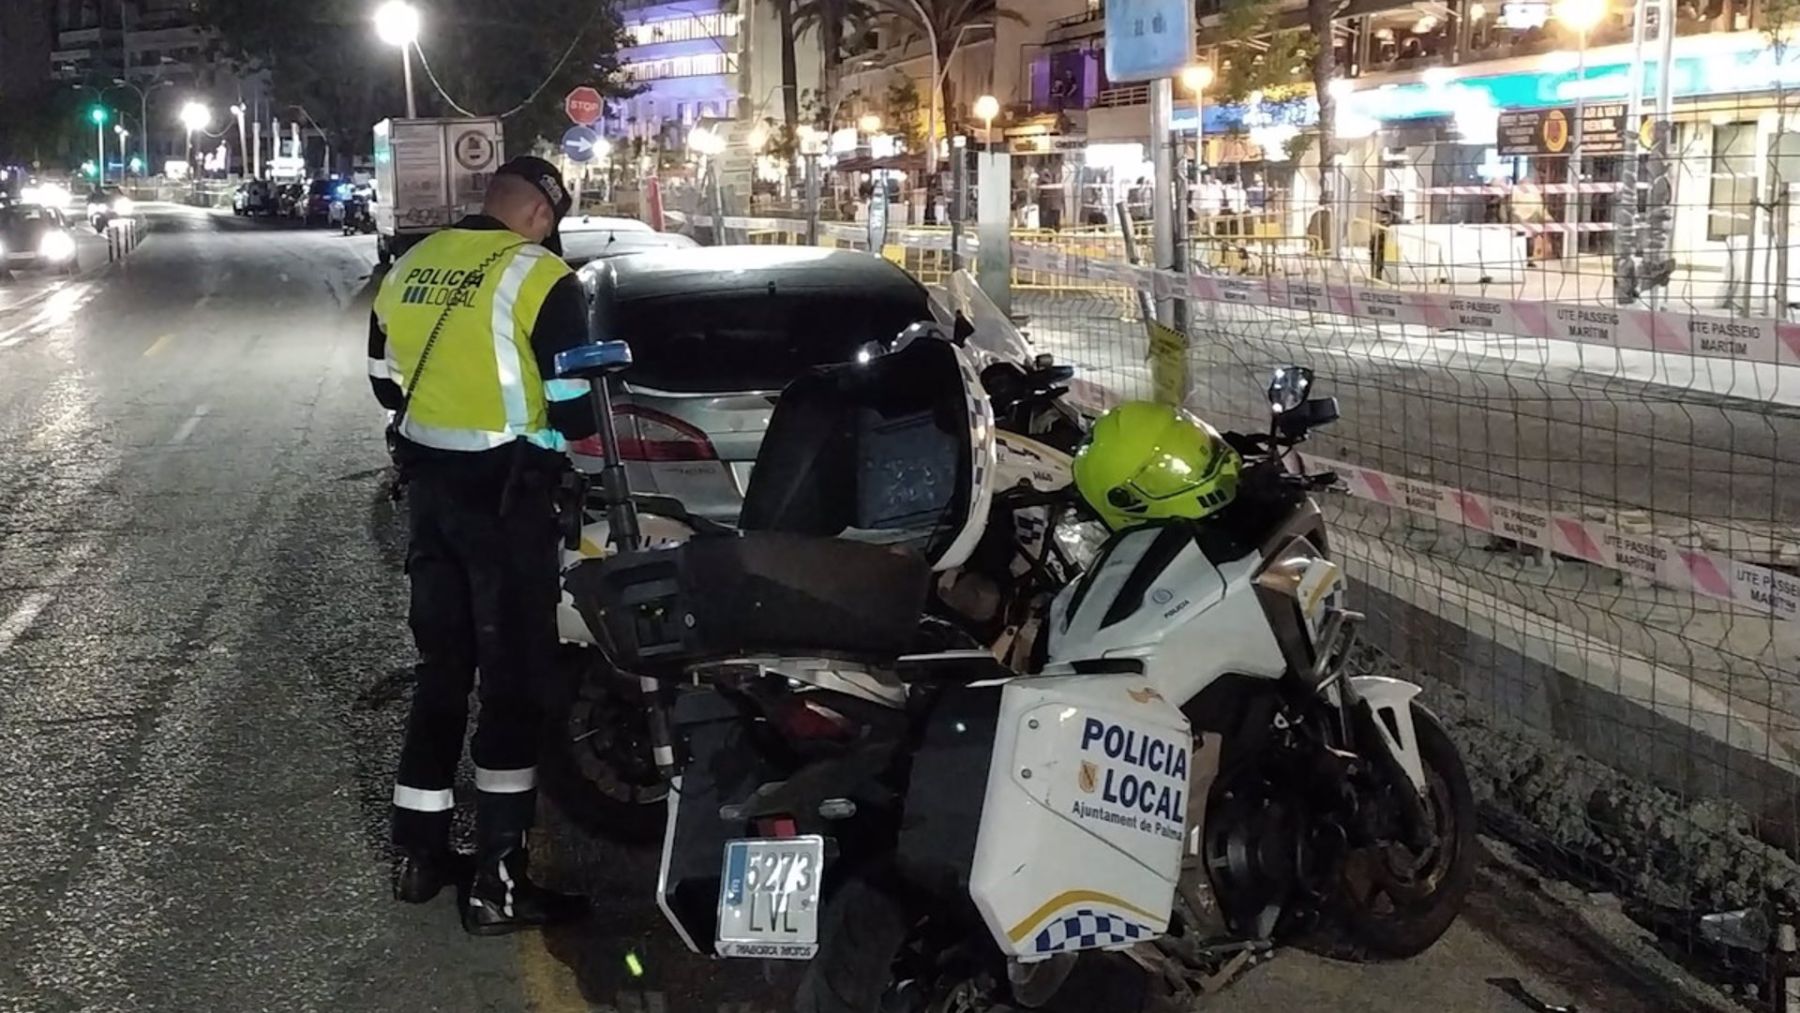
[1073, 402, 1242, 531]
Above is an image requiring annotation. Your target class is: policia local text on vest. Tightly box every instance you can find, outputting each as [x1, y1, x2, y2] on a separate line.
[366, 157, 595, 935]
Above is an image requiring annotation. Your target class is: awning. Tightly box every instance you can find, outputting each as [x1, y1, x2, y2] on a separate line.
[830, 152, 928, 173]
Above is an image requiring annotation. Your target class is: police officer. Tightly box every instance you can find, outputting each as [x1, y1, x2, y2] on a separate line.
[367, 156, 595, 934]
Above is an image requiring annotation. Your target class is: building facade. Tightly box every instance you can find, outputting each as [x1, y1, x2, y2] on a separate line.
[49, 0, 270, 176]
[609, 0, 747, 155]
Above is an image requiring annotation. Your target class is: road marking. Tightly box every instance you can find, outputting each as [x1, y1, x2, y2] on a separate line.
[0, 544, 93, 657]
[0, 282, 98, 348]
[170, 404, 210, 444]
[516, 933, 589, 1012]
[143, 333, 174, 357]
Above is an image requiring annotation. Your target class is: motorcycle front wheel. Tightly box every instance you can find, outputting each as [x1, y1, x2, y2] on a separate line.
[539, 647, 669, 846]
[1327, 702, 1476, 960]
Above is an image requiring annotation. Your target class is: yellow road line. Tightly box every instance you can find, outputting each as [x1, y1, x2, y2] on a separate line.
[142, 333, 174, 357]
[517, 931, 588, 1012]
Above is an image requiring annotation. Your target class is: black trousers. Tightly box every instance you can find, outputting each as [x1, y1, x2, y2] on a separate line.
[391, 465, 560, 855]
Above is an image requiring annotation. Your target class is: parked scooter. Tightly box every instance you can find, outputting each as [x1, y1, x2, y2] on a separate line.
[553, 328, 1476, 1010]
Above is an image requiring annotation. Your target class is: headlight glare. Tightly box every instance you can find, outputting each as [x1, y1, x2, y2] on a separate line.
[40, 231, 76, 262]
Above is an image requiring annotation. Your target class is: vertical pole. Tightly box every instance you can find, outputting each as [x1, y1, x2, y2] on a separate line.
[402, 45, 418, 119]
[97, 121, 106, 185]
[976, 149, 1012, 315]
[141, 92, 150, 176]
[253, 119, 262, 180]
[951, 135, 969, 270]
[1150, 78, 1177, 326]
[1567, 31, 1587, 265]
[1615, 0, 1649, 304]
[1640, 0, 1677, 309]
[804, 153, 820, 246]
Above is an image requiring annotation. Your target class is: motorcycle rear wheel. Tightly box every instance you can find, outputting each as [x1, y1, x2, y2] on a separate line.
[1325, 702, 1476, 960]
[796, 874, 1000, 1013]
[539, 647, 669, 846]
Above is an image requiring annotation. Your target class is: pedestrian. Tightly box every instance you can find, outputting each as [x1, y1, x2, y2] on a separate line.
[367, 156, 596, 935]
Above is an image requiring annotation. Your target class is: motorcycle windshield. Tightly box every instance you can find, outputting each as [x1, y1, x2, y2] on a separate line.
[944, 269, 1034, 372]
[741, 337, 994, 571]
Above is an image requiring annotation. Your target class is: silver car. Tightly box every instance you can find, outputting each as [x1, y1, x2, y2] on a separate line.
[573, 245, 938, 521]
[558, 215, 696, 268]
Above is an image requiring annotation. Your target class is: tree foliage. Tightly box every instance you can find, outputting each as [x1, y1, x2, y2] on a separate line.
[193, 0, 630, 161]
[863, 0, 1022, 131]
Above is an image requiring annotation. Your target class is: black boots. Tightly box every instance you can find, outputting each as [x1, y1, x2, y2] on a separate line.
[393, 849, 471, 904]
[461, 846, 588, 936]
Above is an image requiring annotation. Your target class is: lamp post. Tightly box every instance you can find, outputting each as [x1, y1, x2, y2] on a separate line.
[113, 124, 130, 179]
[374, 1, 421, 119]
[230, 103, 249, 179]
[973, 94, 1000, 151]
[1180, 64, 1214, 169]
[1553, 0, 1607, 259]
[111, 77, 172, 180]
[180, 100, 212, 190]
[857, 113, 883, 136]
[899, 0, 940, 177]
[90, 106, 109, 184]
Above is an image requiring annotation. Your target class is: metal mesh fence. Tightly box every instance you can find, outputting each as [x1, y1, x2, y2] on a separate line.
[1018, 118, 1800, 1001]
[672, 118, 1799, 993]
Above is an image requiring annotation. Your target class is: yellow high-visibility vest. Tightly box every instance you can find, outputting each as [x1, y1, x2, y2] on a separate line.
[374, 227, 575, 452]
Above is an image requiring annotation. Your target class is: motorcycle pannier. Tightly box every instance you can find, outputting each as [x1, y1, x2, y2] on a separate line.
[564, 531, 932, 671]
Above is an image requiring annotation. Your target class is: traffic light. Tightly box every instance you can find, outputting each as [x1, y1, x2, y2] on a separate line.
[88, 106, 107, 125]
[81, 160, 98, 178]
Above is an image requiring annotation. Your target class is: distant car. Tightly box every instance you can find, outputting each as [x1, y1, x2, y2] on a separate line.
[232, 180, 276, 217]
[557, 216, 695, 269]
[300, 178, 335, 226]
[276, 183, 305, 219]
[84, 186, 134, 230]
[574, 246, 937, 521]
[0, 203, 79, 278]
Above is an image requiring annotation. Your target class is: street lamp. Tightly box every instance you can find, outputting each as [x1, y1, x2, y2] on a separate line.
[857, 113, 882, 135]
[898, 0, 941, 177]
[973, 94, 1000, 150]
[230, 103, 249, 179]
[1180, 64, 1214, 168]
[1553, 0, 1607, 257]
[180, 100, 212, 181]
[374, 0, 421, 119]
[746, 121, 770, 151]
[112, 77, 173, 181]
[90, 106, 109, 184]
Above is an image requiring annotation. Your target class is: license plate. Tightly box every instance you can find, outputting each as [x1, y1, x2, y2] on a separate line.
[715, 836, 824, 959]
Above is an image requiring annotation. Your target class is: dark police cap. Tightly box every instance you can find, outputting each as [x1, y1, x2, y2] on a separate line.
[494, 156, 573, 220]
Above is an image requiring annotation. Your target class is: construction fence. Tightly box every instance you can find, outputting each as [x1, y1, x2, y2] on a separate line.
[675, 133, 1799, 995]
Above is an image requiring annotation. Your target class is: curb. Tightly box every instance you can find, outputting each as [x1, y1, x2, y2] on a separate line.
[1473, 837, 1744, 1013]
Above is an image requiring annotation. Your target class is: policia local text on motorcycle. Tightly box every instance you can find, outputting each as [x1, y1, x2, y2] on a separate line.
[366, 156, 595, 934]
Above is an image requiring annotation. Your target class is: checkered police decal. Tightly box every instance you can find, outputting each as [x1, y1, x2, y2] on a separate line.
[1030, 909, 1152, 954]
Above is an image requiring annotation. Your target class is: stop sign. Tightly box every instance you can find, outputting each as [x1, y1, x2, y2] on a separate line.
[564, 86, 603, 126]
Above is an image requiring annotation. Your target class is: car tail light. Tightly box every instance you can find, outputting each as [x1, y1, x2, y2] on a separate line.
[569, 405, 718, 462]
[767, 697, 860, 743]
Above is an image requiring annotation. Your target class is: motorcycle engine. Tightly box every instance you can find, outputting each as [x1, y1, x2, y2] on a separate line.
[1201, 771, 1312, 941]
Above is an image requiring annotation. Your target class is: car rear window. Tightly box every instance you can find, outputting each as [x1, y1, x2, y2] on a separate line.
[612, 291, 927, 393]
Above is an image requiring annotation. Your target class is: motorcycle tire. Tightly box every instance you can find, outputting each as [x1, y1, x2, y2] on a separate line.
[794, 874, 913, 1013]
[1322, 702, 1476, 961]
[538, 646, 668, 846]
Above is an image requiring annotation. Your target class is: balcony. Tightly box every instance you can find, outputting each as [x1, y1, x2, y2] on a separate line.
[623, 52, 739, 82]
[624, 12, 741, 46]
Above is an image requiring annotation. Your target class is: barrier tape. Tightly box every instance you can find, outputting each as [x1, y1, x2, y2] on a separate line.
[1414, 181, 1638, 196]
[1299, 453, 1800, 626]
[1009, 243, 1800, 368]
[682, 213, 1800, 367]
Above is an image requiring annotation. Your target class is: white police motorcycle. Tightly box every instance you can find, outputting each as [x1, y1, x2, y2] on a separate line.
[551, 314, 1475, 1010]
[542, 273, 1090, 844]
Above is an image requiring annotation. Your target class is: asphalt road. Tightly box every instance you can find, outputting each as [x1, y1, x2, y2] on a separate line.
[0, 204, 1720, 1012]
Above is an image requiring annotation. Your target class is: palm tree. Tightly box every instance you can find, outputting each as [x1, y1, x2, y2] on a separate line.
[863, 0, 1021, 136]
[771, 0, 803, 130]
[795, 0, 874, 122]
